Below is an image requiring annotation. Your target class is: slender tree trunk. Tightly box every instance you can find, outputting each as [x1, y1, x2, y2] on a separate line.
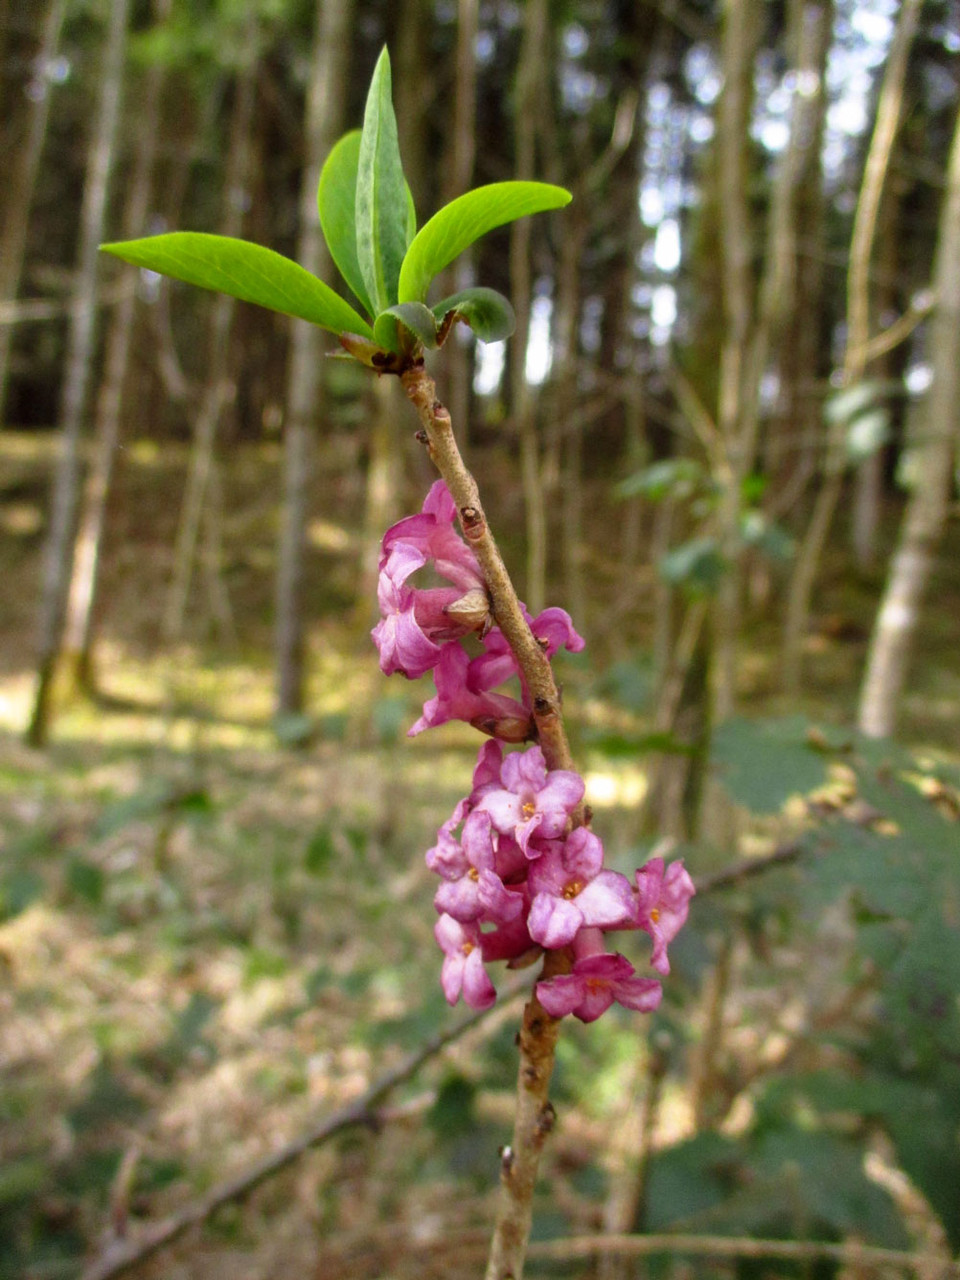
[851, 181, 899, 570]
[764, 0, 832, 549]
[0, 0, 68, 425]
[438, 0, 479, 450]
[783, 0, 921, 694]
[511, 0, 549, 613]
[163, 55, 256, 644]
[712, 0, 757, 722]
[26, 0, 130, 747]
[61, 1, 170, 695]
[275, 0, 355, 719]
[857, 106, 960, 738]
[360, 375, 404, 612]
[555, 206, 586, 626]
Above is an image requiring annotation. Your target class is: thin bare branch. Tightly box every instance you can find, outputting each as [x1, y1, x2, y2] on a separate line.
[79, 990, 521, 1280]
[529, 1232, 960, 1275]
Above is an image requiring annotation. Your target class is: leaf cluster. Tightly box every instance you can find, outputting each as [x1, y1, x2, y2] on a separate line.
[102, 48, 570, 371]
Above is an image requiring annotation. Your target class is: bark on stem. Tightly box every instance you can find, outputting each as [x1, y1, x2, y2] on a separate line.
[399, 359, 574, 1280]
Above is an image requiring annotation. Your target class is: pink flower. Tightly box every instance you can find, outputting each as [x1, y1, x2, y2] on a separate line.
[408, 642, 532, 739]
[428, 809, 523, 924]
[435, 914, 496, 1008]
[381, 480, 484, 592]
[476, 745, 584, 855]
[372, 545, 444, 678]
[480, 913, 537, 965]
[468, 606, 585, 696]
[633, 858, 696, 975]
[536, 952, 662, 1023]
[526, 827, 635, 949]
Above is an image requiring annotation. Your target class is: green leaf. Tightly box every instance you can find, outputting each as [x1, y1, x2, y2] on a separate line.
[356, 47, 410, 314]
[740, 510, 795, 561]
[317, 131, 375, 316]
[376, 302, 439, 350]
[318, 128, 416, 320]
[711, 716, 832, 814]
[432, 287, 516, 343]
[658, 536, 726, 594]
[101, 233, 374, 338]
[398, 181, 572, 304]
[614, 458, 704, 501]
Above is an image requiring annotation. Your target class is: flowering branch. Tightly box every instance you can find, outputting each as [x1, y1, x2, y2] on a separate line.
[400, 360, 576, 778]
[390, 360, 693, 1280]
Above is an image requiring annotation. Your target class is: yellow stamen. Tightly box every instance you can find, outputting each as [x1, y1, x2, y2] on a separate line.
[522, 801, 536, 819]
[562, 880, 583, 900]
[650, 907, 660, 923]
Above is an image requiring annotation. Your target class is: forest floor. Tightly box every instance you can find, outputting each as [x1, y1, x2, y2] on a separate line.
[1, 430, 959, 1280]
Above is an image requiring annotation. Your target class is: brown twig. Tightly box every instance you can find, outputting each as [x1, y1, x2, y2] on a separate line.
[692, 839, 806, 894]
[399, 360, 576, 1280]
[400, 360, 575, 777]
[528, 1232, 960, 1275]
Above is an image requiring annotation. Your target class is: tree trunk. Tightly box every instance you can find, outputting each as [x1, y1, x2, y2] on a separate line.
[26, 0, 130, 747]
[163, 53, 257, 645]
[850, 176, 900, 571]
[0, 0, 68, 426]
[857, 104, 960, 739]
[763, 0, 832, 546]
[511, 0, 549, 614]
[437, 0, 479, 451]
[275, 0, 355, 719]
[556, 206, 586, 626]
[782, 0, 921, 694]
[712, 0, 757, 722]
[60, 0, 170, 695]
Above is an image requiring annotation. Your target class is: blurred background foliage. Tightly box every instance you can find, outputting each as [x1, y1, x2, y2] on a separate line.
[1, 0, 959, 1277]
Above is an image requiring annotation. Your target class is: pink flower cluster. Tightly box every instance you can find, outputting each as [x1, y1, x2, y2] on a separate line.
[429, 741, 695, 1020]
[373, 482, 695, 1022]
[372, 480, 584, 739]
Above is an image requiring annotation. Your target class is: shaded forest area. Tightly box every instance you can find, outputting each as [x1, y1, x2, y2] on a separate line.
[1, 1, 959, 1279]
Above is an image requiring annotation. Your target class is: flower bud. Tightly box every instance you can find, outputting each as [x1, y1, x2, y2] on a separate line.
[470, 713, 534, 743]
[444, 588, 491, 633]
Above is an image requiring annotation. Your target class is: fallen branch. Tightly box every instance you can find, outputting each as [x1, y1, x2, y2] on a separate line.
[528, 1231, 960, 1276]
[693, 839, 806, 894]
[80, 986, 525, 1280]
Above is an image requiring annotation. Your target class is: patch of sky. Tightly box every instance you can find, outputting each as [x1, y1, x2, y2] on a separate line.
[474, 340, 505, 397]
[821, 0, 898, 180]
[654, 219, 681, 273]
[580, 296, 603, 356]
[639, 184, 664, 228]
[689, 113, 714, 146]
[562, 67, 600, 113]
[760, 370, 780, 411]
[650, 285, 676, 346]
[525, 285, 554, 386]
[475, 30, 495, 65]
[684, 44, 722, 107]
[905, 363, 933, 396]
[563, 23, 589, 58]
[499, 1, 522, 32]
